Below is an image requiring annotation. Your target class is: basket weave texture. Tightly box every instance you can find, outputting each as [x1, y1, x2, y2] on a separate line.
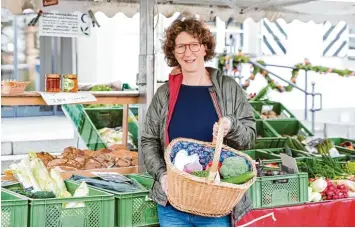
[164, 121, 256, 217]
[1, 81, 30, 95]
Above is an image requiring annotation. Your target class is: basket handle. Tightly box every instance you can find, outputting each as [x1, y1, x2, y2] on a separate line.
[207, 119, 225, 182]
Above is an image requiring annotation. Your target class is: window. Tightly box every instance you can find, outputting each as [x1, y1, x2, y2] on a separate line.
[1, 14, 40, 89]
[225, 21, 243, 54]
[260, 18, 287, 56]
[348, 26, 355, 60]
[322, 21, 348, 57]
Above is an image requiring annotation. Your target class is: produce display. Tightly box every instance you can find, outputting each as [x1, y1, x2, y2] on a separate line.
[1, 80, 31, 95]
[3, 98, 355, 227]
[173, 150, 255, 185]
[284, 136, 344, 158]
[98, 127, 136, 149]
[35, 146, 138, 170]
[297, 155, 351, 179]
[308, 177, 355, 202]
[259, 110, 282, 119]
[339, 141, 354, 150]
[70, 175, 144, 193]
[7, 153, 89, 203]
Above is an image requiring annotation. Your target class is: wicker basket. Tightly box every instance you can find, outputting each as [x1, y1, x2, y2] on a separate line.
[1, 81, 30, 95]
[165, 120, 257, 217]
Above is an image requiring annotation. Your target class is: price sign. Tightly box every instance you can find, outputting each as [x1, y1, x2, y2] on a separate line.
[280, 153, 299, 174]
[38, 92, 97, 105]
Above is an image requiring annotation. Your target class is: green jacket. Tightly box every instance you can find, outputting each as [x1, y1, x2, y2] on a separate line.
[141, 67, 256, 222]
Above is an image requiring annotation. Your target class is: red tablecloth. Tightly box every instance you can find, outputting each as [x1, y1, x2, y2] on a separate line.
[235, 198, 355, 227]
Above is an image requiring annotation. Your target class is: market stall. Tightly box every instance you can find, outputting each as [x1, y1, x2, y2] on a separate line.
[2, 0, 355, 227]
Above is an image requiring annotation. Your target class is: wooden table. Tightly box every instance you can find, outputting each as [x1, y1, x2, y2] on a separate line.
[1, 91, 140, 106]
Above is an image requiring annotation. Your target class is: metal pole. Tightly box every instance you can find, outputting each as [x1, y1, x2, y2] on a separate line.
[311, 82, 315, 133]
[238, 63, 242, 85]
[264, 64, 297, 70]
[305, 70, 308, 121]
[13, 16, 19, 117]
[251, 60, 322, 134]
[138, 0, 155, 173]
[13, 16, 19, 81]
[250, 60, 307, 93]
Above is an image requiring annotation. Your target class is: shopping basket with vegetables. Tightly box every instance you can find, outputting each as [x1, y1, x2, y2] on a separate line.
[165, 120, 257, 217]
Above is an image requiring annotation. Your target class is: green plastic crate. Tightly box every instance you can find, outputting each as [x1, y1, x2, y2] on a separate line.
[1, 188, 28, 227]
[242, 147, 312, 161]
[266, 120, 314, 138]
[85, 107, 139, 148]
[241, 149, 281, 160]
[74, 174, 159, 227]
[263, 147, 312, 158]
[62, 104, 107, 150]
[248, 172, 308, 209]
[249, 101, 296, 120]
[329, 138, 355, 155]
[5, 181, 115, 227]
[253, 138, 287, 149]
[126, 174, 154, 189]
[256, 120, 279, 138]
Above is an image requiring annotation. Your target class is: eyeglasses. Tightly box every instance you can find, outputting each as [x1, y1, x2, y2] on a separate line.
[174, 42, 202, 54]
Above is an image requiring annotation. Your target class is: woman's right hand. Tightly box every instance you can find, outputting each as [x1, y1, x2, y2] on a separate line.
[160, 174, 168, 195]
[170, 66, 181, 75]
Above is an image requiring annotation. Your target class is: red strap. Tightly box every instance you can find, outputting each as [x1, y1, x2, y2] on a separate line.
[165, 73, 183, 145]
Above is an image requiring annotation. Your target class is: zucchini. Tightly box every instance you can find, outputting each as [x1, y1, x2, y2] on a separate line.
[11, 189, 55, 199]
[222, 171, 255, 184]
[292, 138, 306, 151]
[286, 137, 296, 150]
[32, 191, 56, 199]
[190, 170, 209, 178]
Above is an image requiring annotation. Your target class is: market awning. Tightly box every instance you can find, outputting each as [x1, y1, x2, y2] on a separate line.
[2, 0, 355, 24]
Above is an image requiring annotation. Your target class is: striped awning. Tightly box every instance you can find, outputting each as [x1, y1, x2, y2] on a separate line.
[2, 0, 355, 24]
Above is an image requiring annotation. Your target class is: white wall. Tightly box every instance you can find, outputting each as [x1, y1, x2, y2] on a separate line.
[242, 20, 355, 111]
[77, 12, 140, 87]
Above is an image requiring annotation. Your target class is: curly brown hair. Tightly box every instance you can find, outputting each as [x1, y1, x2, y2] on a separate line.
[162, 18, 216, 67]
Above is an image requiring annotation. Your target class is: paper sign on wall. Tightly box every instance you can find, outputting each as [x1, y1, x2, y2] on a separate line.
[39, 11, 91, 37]
[38, 92, 97, 105]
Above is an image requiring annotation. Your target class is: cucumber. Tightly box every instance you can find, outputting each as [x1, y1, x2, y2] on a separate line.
[222, 171, 255, 184]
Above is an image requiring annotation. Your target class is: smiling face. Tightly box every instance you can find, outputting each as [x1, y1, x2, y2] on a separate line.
[174, 32, 206, 73]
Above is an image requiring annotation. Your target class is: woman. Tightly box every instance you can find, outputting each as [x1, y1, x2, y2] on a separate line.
[141, 18, 256, 227]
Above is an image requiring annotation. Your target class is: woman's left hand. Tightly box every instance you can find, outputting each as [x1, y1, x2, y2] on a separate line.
[213, 117, 232, 139]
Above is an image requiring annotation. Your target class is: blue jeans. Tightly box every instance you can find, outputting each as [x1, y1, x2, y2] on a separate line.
[158, 204, 232, 227]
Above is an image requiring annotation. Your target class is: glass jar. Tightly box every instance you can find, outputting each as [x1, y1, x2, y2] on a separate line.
[45, 74, 61, 92]
[63, 74, 78, 92]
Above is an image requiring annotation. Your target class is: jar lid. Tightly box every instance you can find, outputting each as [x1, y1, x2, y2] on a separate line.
[46, 74, 61, 78]
[64, 74, 77, 79]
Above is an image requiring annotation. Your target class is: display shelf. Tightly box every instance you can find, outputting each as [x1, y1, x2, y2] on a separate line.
[1, 91, 140, 154]
[1, 91, 140, 106]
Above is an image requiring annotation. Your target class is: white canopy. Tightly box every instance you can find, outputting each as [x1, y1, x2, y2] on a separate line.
[2, 0, 355, 24]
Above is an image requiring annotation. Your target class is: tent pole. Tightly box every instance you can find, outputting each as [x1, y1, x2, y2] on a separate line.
[138, 0, 155, 173]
